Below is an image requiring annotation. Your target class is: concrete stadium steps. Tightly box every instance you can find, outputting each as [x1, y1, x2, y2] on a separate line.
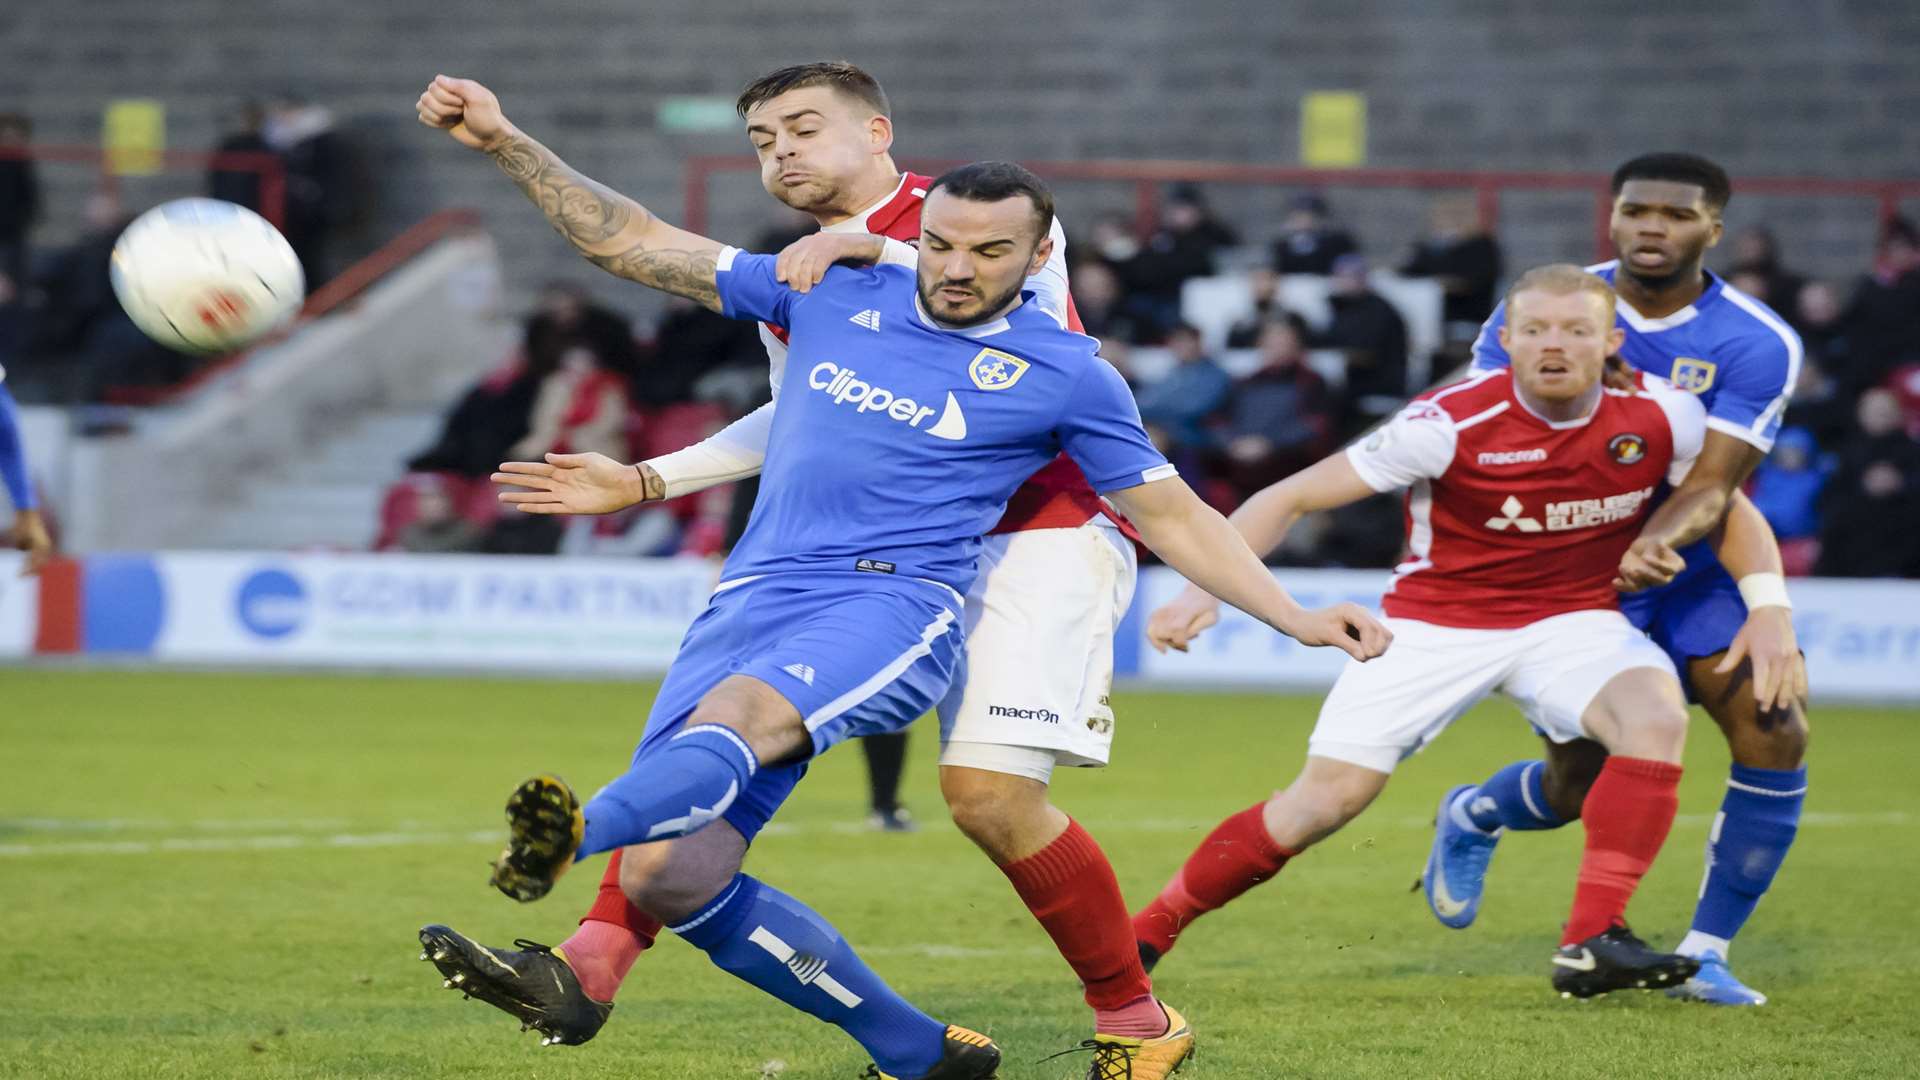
[187, 409, 444, 551]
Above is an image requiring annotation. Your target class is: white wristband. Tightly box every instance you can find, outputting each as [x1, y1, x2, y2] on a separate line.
[1737, 572, 1792, 611]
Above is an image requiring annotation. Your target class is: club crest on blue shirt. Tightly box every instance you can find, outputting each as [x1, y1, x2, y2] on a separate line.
[1669, 357, 1716, 394]
[968, 348, 1030, 391]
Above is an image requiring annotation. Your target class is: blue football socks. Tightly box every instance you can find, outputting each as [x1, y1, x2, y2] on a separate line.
[1681, 764, 1806, 956]
[579, 724, 760, 856]
[671, 873, 947, 1078]
[1457, 760, 1567, 833]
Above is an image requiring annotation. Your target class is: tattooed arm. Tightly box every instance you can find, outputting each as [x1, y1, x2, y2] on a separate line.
[416, 75, 725, 311]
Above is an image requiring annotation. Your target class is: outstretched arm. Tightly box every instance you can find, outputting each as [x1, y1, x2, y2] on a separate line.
[0, 382, 52, 576]
[1107, 474, 1391, 662]
[416, 75, 725, 310]
[1144, 452, 1381, 651]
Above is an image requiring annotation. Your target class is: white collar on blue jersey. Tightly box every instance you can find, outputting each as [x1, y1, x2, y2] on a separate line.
[1608, 263, 1727, 333]
[910, 290, 1021, 338]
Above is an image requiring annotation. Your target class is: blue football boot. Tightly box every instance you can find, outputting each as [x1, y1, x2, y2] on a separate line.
[1422, 784, 1501, 929]
[1667, 953, 1768, 1006]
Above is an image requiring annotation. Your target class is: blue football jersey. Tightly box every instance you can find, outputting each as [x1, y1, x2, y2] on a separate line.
[711, 248, 1173, 595]
[1471, 262, 1803, 453]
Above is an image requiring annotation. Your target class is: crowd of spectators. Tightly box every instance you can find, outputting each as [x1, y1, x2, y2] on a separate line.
[380, 190, 1920, 579]
[0, 99, 361, 405]
[4, 122, 1915, 577]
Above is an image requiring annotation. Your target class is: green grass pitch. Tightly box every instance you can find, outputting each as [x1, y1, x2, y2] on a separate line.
[3, 669, 1916, 1079]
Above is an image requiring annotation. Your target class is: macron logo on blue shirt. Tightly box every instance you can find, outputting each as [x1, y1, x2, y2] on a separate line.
[806, 361, 968, 441]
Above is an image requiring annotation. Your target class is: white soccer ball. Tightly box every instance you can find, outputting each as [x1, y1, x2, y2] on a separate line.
[110, 197, 306, 354]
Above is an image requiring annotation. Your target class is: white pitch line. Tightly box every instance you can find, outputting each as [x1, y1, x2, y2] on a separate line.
[0, 812, 1906, 859]
[0, 829, 496, 858]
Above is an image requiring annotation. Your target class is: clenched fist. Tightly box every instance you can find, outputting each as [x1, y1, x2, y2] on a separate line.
[416, 74, 515, 151]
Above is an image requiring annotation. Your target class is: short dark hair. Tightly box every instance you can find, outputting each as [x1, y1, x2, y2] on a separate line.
[1611, 152, 1732, 213]
[927, 161, 1055, 241]
[736, 62, 890, 119]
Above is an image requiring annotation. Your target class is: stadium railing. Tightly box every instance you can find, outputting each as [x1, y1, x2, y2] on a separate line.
[1, 142, 287, 231]
[683, 156, 1920, 259]
[54, 211, 510, 552]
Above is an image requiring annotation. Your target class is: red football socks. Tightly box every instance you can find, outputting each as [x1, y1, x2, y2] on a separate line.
[1562, 756, 1683, 945]
[557, 848, 660, 1002]
[1132, 801, 1295, 958]
[1001, 819, 1163, 1036]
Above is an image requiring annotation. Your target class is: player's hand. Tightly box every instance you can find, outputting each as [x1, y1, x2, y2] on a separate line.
[416, 74, 516, 151]
[1147, 586, 1223, 653]
[1601, 355, 1639, 392]
[1716, 604, 1808, 714]
[492, 452, 653, 515]
[776, 234, 887, 293]
[6, 509, 54, 576]
[1614, 536, 1685, 592]
[1282, 602, 1393, 662]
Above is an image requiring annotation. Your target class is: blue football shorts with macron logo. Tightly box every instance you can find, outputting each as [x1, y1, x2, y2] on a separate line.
[626, 571, 963, 842]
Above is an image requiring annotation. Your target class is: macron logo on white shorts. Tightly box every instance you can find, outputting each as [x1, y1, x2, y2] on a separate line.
[808, 361, 967, 441]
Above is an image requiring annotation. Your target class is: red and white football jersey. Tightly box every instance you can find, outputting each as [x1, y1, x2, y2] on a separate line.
[1346, 369, 1706, 629]
[759, 172, 1128, 538]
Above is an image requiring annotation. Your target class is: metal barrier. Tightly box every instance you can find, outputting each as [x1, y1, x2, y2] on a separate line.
[1, 143, 288, 231]
[684, 156, 1920, 260]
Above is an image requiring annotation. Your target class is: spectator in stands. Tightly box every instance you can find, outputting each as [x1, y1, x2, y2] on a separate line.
[407, 332, 550, 479]
[1749, 427, 1830, 542]
[644, 295, 763, 406]
[1086, 211, 1175, 340]
[1796, 279, 1854, 377]
[396, 475, 483, 554]
[1130, 184, 1237, 306]
[1133, 322, 1230, 455]
[1397, 192, 1503, 342]
[1815, 388, 1920, 578]
[509, 342, 631, 466]
[1727, 225, 1805, 317]
[207, 101, 272, 215]
[1070, 259, 1148, 344]
[1842, 216, 1920, 390]
[1318, 253, 1409, 417]
[0, 112, 38, 310]
[479, 329, 634, 557]
[1218, 317, 1334, 498]
[265, 94, 351, 286]
[1271, 193, 1358, 275]
[1226, 267, 1289, 348]
[20, 192, 178, 402]
[529, 281, 646, 394]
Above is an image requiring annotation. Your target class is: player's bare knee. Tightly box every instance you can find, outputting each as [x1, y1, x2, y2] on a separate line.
[1729, 703, 1809, 769]
[940, 767, 1049, 858]
[616, 831, 745, 923]
[688, 675, 808, 764]
[1542, 742, 1606, 821]
[1269, 758, 1387, 849]
[1584, 667, 1688, 763]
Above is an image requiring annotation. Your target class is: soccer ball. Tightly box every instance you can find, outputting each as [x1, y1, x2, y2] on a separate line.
[110, 197, 306, 354]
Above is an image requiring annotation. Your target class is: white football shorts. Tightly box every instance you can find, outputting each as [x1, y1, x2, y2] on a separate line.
[1308, 609, 1677, 774]
[936, 521, 1137, 783]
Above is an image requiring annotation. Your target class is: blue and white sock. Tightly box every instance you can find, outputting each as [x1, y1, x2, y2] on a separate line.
[578, 724, 760, 856]
[671, 873, 947, 1078]
[1455, 760, 1568, 834]
[1678, 764, 1806, 960]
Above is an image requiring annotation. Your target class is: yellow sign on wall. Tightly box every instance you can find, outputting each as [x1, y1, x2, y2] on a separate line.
[103, 99, 166, 176]
[1301, 91, 1366, 168]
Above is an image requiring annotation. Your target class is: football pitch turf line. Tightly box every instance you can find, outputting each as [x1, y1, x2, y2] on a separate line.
[5, 669, 1919, 1079]
[2, 810, 1911, 858]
